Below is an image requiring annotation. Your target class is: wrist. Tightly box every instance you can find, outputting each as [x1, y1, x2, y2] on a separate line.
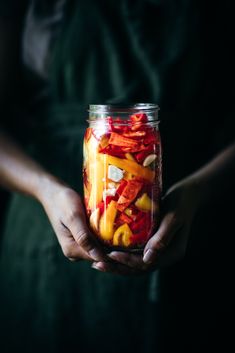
[33, 172, 67, 206]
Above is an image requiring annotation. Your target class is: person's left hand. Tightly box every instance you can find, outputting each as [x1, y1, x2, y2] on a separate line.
[91, 175, 202, 275]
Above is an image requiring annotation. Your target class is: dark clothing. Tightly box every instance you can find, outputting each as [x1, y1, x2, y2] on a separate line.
[0, 1, 234, 352]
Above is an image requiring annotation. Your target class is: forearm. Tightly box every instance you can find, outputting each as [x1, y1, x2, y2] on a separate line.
[190, 142, 235, 201]
[0, 131, 62, 202]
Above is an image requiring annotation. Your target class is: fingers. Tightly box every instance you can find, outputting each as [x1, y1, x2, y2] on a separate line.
[91, 261, 145, 276]
[143, 212, 182, 265]
[108, 251, 151, 271]
[108, 252, 143, 267]
[64, 243, 91, 262]
[68, 213, 107, 262]
[92, 212, 183, 273]
[45, 187, 107, 262]
[89, 250, 158, 275]
[55, 222, 92, 261]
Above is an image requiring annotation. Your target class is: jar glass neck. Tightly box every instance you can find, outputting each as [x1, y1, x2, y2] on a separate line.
[88, 103, 159, 114]
[87, 103, 160, 124]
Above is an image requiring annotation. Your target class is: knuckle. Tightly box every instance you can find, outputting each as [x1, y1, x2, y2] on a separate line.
[74, 229, 90, 247]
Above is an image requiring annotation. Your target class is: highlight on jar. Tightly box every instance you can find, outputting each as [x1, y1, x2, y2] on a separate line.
[83, 111, 162, 250]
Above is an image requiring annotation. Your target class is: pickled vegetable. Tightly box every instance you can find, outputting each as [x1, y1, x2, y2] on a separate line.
[99, 200, 118, 240]
[113, 223, 132, 246]
[83, 112, 161, 249]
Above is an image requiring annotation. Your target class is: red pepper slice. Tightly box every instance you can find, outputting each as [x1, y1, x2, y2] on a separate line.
[99, 145, 126, 158]
[115, 212, 133, 227]
[117, 179, 143, 211]
[108, 132, 148, 153]
[105, 195, 118, 206]
[97, 201, 105, 215]
[143, 131, 159, 145]
[108, 117, 129, 133]
[130, 211, 151, 232]
[116, 179, 128, 196]
[119, 213, 132, 224]
[131, 217, 144, 231]
[141, 181, 154, 197]
[134, 144, 155, 163]
[84, 127, 92, 142]
[109, 132, 141, 149]
[118, 144, 148, 153]
[130, 113, 148, 124]
[116, 201, 130, 212]
[118, 179, 143, 203]
[107, 116, 116, 132]
[122, 130, 146, 139]
[130, 113, 148, 131]
[130, 230, 151, 245]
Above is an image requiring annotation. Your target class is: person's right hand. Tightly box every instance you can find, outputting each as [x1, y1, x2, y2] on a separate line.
[40, 180, 107, 262]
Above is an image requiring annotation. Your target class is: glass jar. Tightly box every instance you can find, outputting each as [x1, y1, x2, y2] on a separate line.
[83, 103, 162, 252]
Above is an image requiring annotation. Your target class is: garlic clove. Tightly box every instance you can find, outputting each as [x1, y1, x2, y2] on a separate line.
[108, 165, 124, 182]
[143, 154, 157, 167]
[102, 188, 117, 201]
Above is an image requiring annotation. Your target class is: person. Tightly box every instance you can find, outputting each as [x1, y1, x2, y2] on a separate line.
[0, 1, 234, 352]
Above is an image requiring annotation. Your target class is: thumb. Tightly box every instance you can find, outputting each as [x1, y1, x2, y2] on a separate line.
[143, 212, 181, 264]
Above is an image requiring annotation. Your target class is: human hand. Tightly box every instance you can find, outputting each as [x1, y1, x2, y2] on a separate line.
[91, 176, 201, 275]
[39, 179, 107, 262]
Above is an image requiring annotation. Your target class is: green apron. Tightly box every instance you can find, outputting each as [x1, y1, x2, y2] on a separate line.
[0, 1, 234, 352]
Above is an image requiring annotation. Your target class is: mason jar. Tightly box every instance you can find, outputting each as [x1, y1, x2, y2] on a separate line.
[83, 103, 162, 252]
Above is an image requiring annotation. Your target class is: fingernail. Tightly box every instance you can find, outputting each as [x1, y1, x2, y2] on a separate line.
[91, 263, 105, 272]
[108, 252, 119, 260]
[89, 248, 104, 261]
[143, 249, 156, 264]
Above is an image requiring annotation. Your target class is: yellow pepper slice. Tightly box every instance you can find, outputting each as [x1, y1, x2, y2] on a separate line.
[113, 223, 132, 246]
[135, 193, 156, 212]
[86, 133, 98, 163]
[124, 155, 135, 180]
[88, 153, 108, 210]
[125, 153, 136, 179]
[124, 172, 135, 180]
[125, 153, 136, 161]
[107, 155, 155, 182]
[99, 200, 117, 240]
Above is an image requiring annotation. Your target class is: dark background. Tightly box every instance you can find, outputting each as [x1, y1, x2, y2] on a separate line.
[0, 191, 8, 231]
